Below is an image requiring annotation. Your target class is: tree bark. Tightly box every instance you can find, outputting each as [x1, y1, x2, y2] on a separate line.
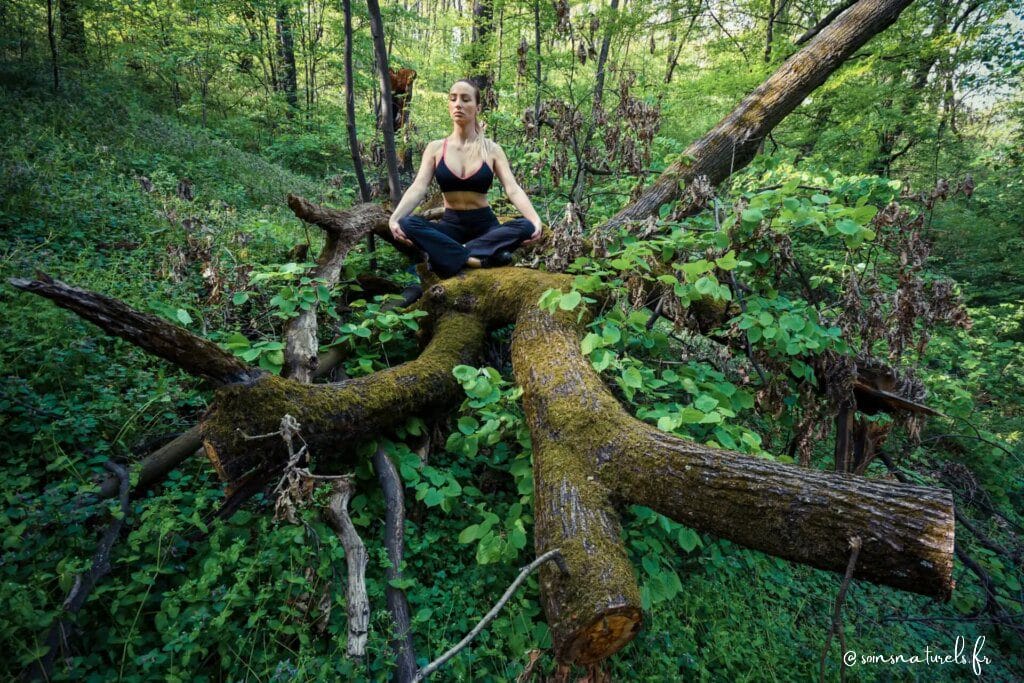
[275, 3, 299, 112]
[281, 199, 390, 382]
[533, 0, 542, 122]
[322, 479, 370, 658]
[46, 0, 59, 93]
[601, 0, 917, 232]
[366, 0, 404, 205]
[469, 0, 496, 107]
[202, 311, 486, 484]
[373, 446, 419, 682]
[95, 426, 203, 499]
[569, 0, 619, 207]
[342, 0, 370, 201]
[489, 270, 954, 662]
[7, 274, 259, 386]
[14, 266, 956, 668]
[796, 0, 859, 46]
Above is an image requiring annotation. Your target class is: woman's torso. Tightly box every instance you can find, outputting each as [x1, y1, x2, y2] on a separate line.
[433, 137, 494, 210]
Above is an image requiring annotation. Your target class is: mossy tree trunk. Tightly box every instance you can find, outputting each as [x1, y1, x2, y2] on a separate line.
[13, 265, 955, 668]
[600, 0, 917, 232]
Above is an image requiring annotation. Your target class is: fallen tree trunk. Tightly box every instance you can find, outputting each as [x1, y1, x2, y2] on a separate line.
[600, 0, 916, 231]
[95, 426, 203, 499]
[491, 270, 954, 662]
[8, 274, 259, 386]
[202, 311, 486, 484]
[12, 265, 955, 669]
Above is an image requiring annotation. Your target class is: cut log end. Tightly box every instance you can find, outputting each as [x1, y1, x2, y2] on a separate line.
[561, 606, 643, 665]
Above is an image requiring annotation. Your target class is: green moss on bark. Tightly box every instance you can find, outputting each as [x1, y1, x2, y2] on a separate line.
[201, 312, 486, 483]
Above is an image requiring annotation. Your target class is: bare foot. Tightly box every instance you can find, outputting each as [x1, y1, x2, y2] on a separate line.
[466, 257, 483, 268]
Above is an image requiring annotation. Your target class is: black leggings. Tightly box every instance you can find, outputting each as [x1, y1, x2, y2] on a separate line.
[398, 207, 534, 278]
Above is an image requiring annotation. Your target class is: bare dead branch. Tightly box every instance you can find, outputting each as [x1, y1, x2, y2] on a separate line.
[414, 549, 567, 682]
[373, 445, 418, 682]
[323, 478, 370, 658]
[9, 274, 259, 386]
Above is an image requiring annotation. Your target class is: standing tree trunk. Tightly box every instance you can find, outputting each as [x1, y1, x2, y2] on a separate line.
[469, 0, 496, 108]
[342, 0, 372, 203]
[764, 0, 791, 63]
[276, 2, 299, 113]
[601, 0, 918, 232]
[366, 0, 404, 205]
[533, 0, 542, 122]
[569, 0, 618, 207]
[46, 0, 59, 93]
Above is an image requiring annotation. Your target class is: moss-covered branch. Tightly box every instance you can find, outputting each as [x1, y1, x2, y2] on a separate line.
[201, 311, 486, 484]
[433, 268, 954, 664]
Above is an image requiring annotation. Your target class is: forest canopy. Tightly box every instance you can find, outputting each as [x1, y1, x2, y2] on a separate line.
[1, 0, 1023, 680]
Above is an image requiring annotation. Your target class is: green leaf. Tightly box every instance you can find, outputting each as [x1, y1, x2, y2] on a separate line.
[457, 416, 479, 435]
[458, 524, 482, 544]
[601, 324, 622, 345]
[621, 367, 643, 389]
[851, 204, 878, 224]
[677, 528, 701, 552]
[657, 413, 681, 431]
[779, 313, 806, 332]
[232, 291, 249, 305]
[811, 193, 830, 205]
[694, 395, 718, 412]
[836, 218, 860, 235]
[715, 251, 738, 270]
[581, 333, 603, 355]
[741, 208, 764, 223]
[678, 407, 705, 423]
[558, 290, 582, 310]
[694, 276, 716, 295]
[453, 365, 478, 382]
[175, 308, 192, 325]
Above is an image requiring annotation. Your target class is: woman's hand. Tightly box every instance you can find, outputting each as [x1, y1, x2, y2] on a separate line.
[522, 220, 543, 245]
[389, 218, 413, 247]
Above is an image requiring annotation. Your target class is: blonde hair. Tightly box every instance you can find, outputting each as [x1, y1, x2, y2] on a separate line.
[452, 79, 497, 160]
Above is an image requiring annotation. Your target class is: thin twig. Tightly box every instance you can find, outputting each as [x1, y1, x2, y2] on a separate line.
[414, 549, 567, 682]
[819, 536, 862, 683]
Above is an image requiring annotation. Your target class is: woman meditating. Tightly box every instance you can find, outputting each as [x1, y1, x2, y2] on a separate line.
[388, 79, 544, 278]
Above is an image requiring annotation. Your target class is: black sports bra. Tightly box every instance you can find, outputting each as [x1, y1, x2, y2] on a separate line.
[434, 138, 494, 194]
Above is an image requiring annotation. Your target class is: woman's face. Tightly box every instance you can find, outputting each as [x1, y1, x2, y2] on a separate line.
[448, 82, 479, 125]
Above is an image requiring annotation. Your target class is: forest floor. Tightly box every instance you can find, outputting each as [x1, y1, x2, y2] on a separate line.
[2, 69, 1022, 681]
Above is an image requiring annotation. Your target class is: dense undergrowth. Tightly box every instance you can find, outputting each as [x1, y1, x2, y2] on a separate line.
[2, 69, 1022, 682]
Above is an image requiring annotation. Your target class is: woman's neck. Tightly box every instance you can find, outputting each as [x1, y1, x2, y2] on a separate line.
[450, 121, 478, 145]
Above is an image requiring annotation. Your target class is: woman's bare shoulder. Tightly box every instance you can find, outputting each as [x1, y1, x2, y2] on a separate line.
[489, 140, 509, 164]
[421, 139, 443, 163]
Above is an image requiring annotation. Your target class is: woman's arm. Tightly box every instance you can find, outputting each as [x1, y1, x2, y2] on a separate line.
[492, 143, 544, 243]
[388, 140, 440, 245]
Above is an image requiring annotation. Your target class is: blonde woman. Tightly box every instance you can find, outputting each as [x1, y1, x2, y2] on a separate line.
[388, 79, 544, 278]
